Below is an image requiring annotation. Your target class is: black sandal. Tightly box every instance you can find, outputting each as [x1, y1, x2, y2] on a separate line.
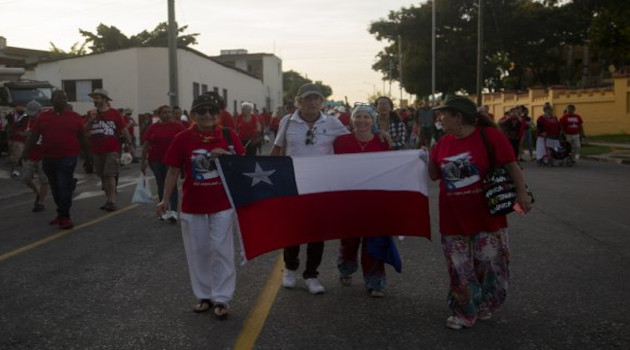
[193, 299, 212, 313]
[213, 303, 228, 320]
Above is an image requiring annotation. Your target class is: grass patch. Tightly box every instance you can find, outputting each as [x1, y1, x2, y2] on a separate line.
[580, 144, 612, 156]
[587, 133, 630, 143]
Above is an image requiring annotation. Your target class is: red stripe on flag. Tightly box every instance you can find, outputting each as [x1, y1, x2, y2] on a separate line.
[236, 190, 431, 260]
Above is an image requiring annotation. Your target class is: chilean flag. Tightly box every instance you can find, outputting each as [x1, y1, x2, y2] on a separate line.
[216, 150, 431, 261]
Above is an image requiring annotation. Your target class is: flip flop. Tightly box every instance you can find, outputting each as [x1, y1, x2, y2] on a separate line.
[213, 303, 228, 320]
[193, 299, 212, 313]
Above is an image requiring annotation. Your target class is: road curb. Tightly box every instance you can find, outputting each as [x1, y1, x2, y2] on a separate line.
[582, 155, 630, 165]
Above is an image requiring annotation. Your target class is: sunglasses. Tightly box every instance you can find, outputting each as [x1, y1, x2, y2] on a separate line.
[194, 107, 216, 116]
[305, 127, 317, 145]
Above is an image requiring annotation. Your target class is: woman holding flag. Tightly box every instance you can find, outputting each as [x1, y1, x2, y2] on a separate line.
[333, 104, 395, 297]
[157, 92, 245, 320]
[428, 96, 532, 330]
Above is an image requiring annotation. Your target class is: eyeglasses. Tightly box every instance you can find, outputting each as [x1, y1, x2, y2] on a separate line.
[305, 127, 317, 145]
[194, 107, 216, 116]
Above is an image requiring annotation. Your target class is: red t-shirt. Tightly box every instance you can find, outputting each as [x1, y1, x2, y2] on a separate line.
[30, 110, 84, 158]
[430, 127, 516, 236]
[337, 113, 351, 127]
[536, 115, 560, 138]
[162, 127, 245, 214]
[219, 110, 236, 130]
[270, 116, 281, 132]
[87, 108, 126, 154]
[260, 112, 272, 128]
[143, 121, 186, 162]
[559, 114, 583, 135]
[124, 116, 136, 137]
[236, 114, 260, 141]
[333, 133, 390, 154]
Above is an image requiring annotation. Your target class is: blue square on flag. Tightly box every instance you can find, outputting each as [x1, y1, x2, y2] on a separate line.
[217, 155, 298, 207]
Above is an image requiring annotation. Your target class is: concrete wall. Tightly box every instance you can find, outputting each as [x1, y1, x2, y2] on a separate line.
[262, 55, 283, 112]
[472, 76, 630, 135]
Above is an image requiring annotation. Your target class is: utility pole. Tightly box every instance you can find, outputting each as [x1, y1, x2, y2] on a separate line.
[432, 0, 436, 106]
[167, 0, 179, 107]
[398, 35, 403, 104]
[476, 0, 483, 106]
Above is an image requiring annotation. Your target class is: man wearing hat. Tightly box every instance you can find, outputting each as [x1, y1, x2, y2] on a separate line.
[21, 100, 49, 212]
[86, 89, 134, 212]
[270, 83, 349, 295]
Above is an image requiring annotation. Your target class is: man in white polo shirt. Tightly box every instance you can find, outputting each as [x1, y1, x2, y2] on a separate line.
[270, 83, 349, 294]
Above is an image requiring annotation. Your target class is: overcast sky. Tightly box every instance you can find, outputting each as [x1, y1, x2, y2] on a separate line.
[1, 0, 424, 105]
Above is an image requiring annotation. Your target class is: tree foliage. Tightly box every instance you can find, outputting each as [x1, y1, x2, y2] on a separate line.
[369, 0, 629, 97]
[282, 70, 333, 105]
[50, 22, 199, 56]
[48, 41, 88, 58]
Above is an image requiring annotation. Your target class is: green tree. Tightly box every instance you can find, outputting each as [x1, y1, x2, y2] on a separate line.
[48, 42, 88, 58]
[76, 22, 198, 54]
[282, 70, 333, 105]
[369, 0, 628, 95]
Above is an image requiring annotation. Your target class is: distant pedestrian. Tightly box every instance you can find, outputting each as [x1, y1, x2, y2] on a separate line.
[85, 89, 134, 212]
[375, 96, 406, 150]
[416, 102, 434, 147]
[559, 104, 585, 161]
[7, 104, 28, 178]
[23, 91, 91, 229]
[235, 102, 262, 156]
[157, 92, 245, 320]
[535, 103, 561, 165]
[140, 105, 185, 222]
[21, 100, 48, 212]
[428, 96, 532, 330]
[498, 108, 525, 159]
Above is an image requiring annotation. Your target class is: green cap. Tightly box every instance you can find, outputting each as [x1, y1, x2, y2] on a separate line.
[432, 95, 477, 116]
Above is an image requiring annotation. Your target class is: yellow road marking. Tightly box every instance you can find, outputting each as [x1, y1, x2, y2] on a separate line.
[0, 204, 139, 262]
[234, 254, 283, 350]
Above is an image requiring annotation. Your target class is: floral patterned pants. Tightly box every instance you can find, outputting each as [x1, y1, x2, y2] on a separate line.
[441, 229, 510, 325]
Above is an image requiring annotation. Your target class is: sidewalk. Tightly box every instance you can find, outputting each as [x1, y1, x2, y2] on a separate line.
[582, 141, 630, 165]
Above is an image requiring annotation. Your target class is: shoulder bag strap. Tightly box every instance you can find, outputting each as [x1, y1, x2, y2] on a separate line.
[478, 127, 496, 168]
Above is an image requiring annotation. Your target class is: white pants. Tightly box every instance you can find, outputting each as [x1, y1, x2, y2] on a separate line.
[180, 209, 236, 305]
[536, 137, 560, 160]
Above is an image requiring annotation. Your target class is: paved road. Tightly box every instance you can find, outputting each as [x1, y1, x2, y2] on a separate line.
[1, 158, 629, 349]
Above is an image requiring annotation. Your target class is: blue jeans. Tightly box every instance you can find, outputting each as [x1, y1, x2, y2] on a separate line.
[42, 156, 78, 219]
[149, 161, 178, 210]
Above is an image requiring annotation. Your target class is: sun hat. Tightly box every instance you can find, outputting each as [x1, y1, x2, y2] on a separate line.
[432, 95, 477, 116]
[88, 88, 112, 101]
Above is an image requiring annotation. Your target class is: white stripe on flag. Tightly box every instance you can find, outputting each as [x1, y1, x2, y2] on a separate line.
[291, 150, 428, 196]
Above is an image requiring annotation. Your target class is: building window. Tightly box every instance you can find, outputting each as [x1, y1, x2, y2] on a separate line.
[223, 89, 228, 105]
[202, 84, 208, 94]
[213, 86, 219, 94]
[62, 79, 102, 102]
[193, 82, 200, 98]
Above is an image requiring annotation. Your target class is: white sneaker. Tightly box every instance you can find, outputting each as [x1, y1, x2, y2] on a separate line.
[160, 211, 171, 221]
[282, 270, 297, 289]
[304, 278, 325, 295]
[168, 210, 178, 223]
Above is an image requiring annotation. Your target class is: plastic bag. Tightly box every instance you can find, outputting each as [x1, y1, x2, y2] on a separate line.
[132, 174, 153, 204]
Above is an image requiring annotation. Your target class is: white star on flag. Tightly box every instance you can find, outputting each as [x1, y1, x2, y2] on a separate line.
[243, 162, 276, 186]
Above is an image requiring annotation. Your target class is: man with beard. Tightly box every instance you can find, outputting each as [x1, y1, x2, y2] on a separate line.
[85, 89, 134, 212]
[23, 91, 91, 229]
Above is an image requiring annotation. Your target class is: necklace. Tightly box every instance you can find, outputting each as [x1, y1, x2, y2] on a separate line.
[195, 128, 216, 143]
[356, 137, 372, 152]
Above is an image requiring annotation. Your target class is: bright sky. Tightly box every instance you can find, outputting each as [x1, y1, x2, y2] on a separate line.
[0, 0, 423, 105]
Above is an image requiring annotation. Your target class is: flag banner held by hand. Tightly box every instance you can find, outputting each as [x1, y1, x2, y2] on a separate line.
[217, 150, 431, 261]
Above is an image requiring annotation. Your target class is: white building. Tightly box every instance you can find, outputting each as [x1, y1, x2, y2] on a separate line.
[211, 50, 283, 113]
[34, 46, 280, 118]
